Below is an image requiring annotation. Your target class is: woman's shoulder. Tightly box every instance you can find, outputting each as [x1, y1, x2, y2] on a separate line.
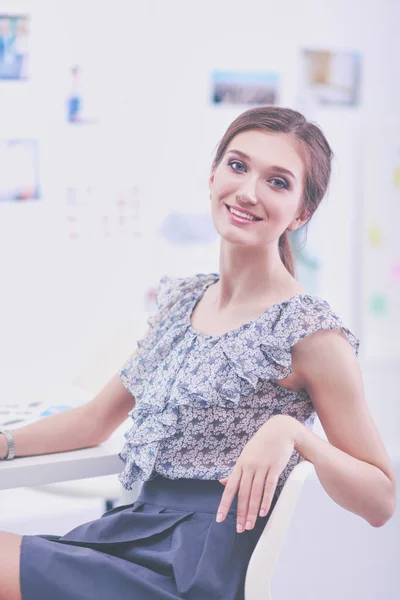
[210, 292, 358, 386]
[266, 293, 360, 357]
[154, 272, 218, 311]
[145, 272, 218, 331]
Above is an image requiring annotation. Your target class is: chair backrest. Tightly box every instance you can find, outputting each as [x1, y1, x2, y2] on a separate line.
[244, 459, 315, 600]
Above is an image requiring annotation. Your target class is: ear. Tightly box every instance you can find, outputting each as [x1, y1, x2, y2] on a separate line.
[209, 165, 216, 193]
[288, 208, 311, 232]
[287, 217, 300, 233]
[287, 219, 302, 233]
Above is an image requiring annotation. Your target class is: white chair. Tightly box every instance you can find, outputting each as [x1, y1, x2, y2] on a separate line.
[245, 459, 315, 599]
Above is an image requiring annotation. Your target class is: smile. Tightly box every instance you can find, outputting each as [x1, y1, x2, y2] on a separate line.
[225, 204, 262, 222]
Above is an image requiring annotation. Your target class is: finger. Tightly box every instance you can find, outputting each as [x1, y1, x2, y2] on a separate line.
[218, 478, 229, 486]
[245, 469, 268, 530]
[236, 469, 254, 533]
[216, 467, 242, 523]
[259, 471, 279, 517]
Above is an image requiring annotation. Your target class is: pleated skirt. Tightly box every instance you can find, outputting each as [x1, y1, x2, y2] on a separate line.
[20, 475, 275, 600]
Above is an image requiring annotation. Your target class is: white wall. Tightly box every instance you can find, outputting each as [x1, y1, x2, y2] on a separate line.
[0, 1, 398, 598]
[0, 0, 398, 450]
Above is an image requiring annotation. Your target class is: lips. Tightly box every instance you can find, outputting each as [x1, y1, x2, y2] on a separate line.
[225, 204, 262, 221]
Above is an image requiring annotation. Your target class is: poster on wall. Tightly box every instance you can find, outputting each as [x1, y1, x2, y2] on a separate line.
[0, 139, 40, 201]
[65, 184, 142, 241]
[211, 71, 279, 106]
[0, 14, 29, 80]
[300, 49, 361, 107]
[66, 63, 101, 124]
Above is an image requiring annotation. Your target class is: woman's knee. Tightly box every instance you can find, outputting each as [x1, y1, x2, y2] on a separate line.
[0, 531, 23, 600]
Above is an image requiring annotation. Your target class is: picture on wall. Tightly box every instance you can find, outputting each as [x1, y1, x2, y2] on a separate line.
[66, 64, 101, 124]
[300, 49, 361, 106]
[0, 140, 40, 202]
[65, 184, 142, 240]
[0, 15, 29, 80]
[211, 71, 279, 106]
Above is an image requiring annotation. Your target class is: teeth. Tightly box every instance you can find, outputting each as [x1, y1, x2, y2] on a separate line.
[228, 206, 258, 221]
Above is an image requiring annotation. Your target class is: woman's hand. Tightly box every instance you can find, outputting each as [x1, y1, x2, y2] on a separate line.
[216, 414, 300, 533]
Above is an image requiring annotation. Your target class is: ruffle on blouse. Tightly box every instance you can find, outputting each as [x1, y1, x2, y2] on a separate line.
[119, 274, 212, 399]
[178, 294, 359, 405]
[118, 275, 360, 488]
[223, 295, 359, 381]
[118, 274, 217, 485]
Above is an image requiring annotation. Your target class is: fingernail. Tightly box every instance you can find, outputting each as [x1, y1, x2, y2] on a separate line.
[245, 520, 252, 530]
[237, 523, 243, 533]
[216, 512, 223, 523]
[259, 509, 267, 517]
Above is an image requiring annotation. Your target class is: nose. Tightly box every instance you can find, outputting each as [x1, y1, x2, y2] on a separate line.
[237, 188, 258, 206]
[237, 175, 258, 205]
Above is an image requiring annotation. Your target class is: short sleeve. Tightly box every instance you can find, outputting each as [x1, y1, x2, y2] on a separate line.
[279, 296, 360, 357]
[117, 276, 179, 394]
[147, 273, 217, 330]
[154, 275, 176, 311]
[220, 294, 360, 386]
[147, 275, 194, 329]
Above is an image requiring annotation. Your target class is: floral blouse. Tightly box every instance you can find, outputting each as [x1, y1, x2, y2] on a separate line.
[118, 273, 359, 496]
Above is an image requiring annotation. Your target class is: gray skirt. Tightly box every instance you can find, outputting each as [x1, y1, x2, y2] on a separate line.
[20, 475, 275, 600]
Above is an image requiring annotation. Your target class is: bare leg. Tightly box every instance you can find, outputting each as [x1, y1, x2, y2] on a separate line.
[0, 532, 23, 600]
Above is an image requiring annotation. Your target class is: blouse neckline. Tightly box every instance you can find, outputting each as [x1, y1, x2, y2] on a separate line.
[187, 273, 314, 341]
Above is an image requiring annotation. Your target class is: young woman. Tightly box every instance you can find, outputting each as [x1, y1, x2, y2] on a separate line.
[0, 107, 396, 600]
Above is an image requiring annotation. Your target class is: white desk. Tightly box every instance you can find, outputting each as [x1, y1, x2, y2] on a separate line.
[0, 435, 125, 491]
[0, 380, 128, 493]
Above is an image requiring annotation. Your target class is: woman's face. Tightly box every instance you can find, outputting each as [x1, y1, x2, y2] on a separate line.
[209, 130, 307, 248]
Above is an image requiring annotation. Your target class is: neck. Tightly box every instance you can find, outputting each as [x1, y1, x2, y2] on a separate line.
[215, 241, 296, 310]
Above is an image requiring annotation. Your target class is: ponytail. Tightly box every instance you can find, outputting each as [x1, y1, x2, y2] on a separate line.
[278, 230, 295, 277]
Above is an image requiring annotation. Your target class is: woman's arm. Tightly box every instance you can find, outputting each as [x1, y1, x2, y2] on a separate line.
[0, 373, 135, 459]
[291, 329, 396, 528]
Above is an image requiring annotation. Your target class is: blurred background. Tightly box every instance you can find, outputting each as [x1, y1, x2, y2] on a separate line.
[0, 0, 399, 598]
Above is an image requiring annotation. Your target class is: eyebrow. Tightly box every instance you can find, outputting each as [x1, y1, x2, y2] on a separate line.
[226, 149, 297, 180]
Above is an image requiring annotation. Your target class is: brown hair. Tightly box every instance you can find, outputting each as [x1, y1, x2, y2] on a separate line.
[212, 106, 333, 276]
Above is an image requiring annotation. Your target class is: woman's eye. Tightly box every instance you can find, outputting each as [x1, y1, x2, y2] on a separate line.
[269, 178, 288, 189]
[229, 160, 246, 172]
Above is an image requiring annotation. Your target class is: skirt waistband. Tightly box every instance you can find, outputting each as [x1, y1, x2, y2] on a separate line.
[137, 475, 238, 516]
